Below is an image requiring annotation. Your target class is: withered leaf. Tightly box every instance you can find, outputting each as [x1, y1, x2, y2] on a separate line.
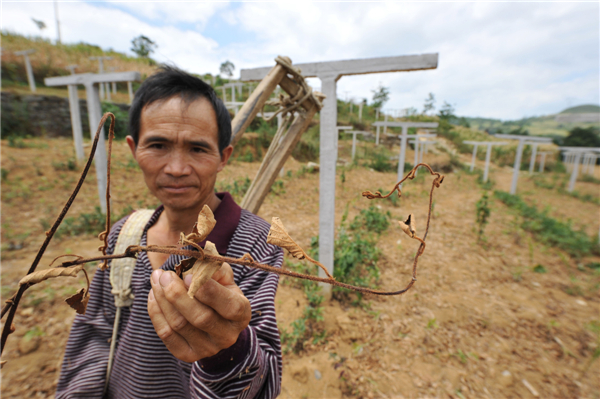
[187, 241, 223, 298]
[65, 288, 90, 315]
[1, 360, 6, 368]
[399, 214, 416, 238]
[175, 257, 196, 277]
[266, 217, 306, 260]
[19, 265, 84, 286]
[185, 205, 216, 244]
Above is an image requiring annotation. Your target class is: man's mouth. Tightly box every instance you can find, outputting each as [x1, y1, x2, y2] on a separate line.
[162, 185, 196, 193]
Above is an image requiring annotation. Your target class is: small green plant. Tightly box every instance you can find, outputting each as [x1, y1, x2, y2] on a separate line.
[216, 177, 251, 202]
[52, 158, 77, 171]
[270, 180, 286, 196]
[349, 205, 390, 234]
[495, 190, 597, 258]
[426, 318, 438, 329]
[367, 150, 393, 172]
[475, 192, 491, 242]
[280, 261, 326, 354]
[1, 168, 9, 181]
[23, 326, 45, 340]
[533, 264, 547, 273]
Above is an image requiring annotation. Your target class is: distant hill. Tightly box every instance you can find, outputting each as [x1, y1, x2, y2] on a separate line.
[559, 104, 600, 114]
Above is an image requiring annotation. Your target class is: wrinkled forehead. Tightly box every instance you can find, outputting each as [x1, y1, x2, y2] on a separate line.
[138, 96, 219, 141]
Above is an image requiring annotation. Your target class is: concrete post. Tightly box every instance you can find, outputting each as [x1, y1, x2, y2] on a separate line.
[397, 126, 408, 183]
[128, 81, 134, 103]
[358, 102, 363, 122]
[383, 113, 388, 136]
[318, 74, 339, 294]
[15, 50, 36, 92]
[510, 140, 525, 195]
[483, 144, 492, 183]
[470, 144, 479, 172]
[84, 82, 108, 213]
[68, 85, 84, 161]
[66, 65, 84, 161]
[539, 152, 547, 173]
[413, 138, 420, 169]
[529, 143, 538, 174]
[568, 152, 582, 192]
[376, 124, 381, 146]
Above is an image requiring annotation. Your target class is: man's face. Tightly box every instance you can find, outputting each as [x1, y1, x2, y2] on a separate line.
[127, 96, 232, 212]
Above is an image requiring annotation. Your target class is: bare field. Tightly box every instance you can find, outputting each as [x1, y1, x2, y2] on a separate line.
[1, 137, 599, 398]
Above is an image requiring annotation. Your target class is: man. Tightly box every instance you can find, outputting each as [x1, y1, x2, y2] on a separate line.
[56, 66, 283, 398]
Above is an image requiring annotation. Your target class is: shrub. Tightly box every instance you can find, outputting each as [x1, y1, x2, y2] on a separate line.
[494, 191, 596, 258]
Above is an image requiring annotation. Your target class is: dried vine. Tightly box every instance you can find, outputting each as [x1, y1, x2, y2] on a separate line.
[0, 113, 444, 359]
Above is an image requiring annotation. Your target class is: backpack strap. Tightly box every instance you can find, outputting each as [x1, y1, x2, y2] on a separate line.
[110, 209, 155, 307]
[105, 209, 155, 392]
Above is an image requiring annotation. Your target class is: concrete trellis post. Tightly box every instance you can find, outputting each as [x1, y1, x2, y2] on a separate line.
[343, 130, 369, 160]
[464, 141, 509, 182]
[372, 121, 438, 182]
[538, 151, 551, 173]
[127, 82, 134, 103]
[45, 71, 142, 213]
[15, 49, 37, 92]
[495, 134, 552, 194]
[242, 53, 438, 293]
[407, 134, 437, 176]
[66, 65, 85, 161]
[469, 143, 479, 172]
[559, 147, 600, 191]
[89, 56, 113, 100]
[358, 101, 364, 122]
[529, 142, 539, 174]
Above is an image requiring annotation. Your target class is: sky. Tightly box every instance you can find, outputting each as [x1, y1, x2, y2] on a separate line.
[2, 1, 599, 120]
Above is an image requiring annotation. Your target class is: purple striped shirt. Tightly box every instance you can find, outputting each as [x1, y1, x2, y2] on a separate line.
[56, 193, 283, 398]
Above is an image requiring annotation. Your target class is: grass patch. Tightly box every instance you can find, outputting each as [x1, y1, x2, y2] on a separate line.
[494, 190, 597, 258]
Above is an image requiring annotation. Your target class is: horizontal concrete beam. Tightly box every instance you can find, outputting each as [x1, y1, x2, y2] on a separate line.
[372, 121, 439, 128]
[45, 71, 141, 86]
[558, 146, 600, 153]
[494, 134, 553, 143]
[15, 49, 36, 56]
[464, 141, 509, 146]
[241, 53, 439, 81]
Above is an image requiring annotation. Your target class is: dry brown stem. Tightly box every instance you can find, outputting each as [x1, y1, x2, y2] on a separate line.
[0, 114, 444, 359]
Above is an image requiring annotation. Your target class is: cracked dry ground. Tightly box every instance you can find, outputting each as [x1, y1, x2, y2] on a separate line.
[1, 138, 599, 398]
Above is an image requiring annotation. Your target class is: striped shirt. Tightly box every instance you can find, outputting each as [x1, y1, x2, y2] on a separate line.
[56, 193, 283, 398]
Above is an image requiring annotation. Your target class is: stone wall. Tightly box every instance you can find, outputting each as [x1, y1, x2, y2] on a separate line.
[1, 92, 130, 138]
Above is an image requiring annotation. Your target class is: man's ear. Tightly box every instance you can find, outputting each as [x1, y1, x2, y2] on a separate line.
[126, 136, 137, 160]
[217, 145, 234, 172]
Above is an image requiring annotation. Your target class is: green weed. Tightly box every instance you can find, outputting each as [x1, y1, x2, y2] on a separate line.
[475, 192, 491, 242]
[349, 205, 390, 234]
[494, 190, 597, 258]
[533, 264, 547, 273]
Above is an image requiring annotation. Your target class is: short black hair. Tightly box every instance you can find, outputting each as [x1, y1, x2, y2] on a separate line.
[128, 65, 231, 153]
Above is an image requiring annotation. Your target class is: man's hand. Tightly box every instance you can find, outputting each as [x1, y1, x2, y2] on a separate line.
[148, 263, 251, 363]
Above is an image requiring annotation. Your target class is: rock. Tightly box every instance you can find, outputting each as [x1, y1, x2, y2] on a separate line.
[306, 162, 319, 172]
[314, 370, 322, 380]
[18, 336, 40, 355]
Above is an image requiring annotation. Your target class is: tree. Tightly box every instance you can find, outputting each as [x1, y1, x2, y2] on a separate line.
[438, 101, 455, 121]
[219, 60, 235, 78]
[131, 35, 157, 58]
[371, 84, 390, 109]
[31, 18, 46, 31]
[423, 93, 435, 115]
[562, 126, 600, 147]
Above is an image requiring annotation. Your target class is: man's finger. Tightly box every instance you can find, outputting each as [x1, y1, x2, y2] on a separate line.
[183, 273, 251, 325]
[152, 270, 235, 345]
[147, 288, 193, 359]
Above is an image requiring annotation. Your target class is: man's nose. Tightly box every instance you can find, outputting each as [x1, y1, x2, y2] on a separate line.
[164, 153, 192, 177]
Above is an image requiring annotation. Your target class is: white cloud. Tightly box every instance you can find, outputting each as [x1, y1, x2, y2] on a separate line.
[2, 1, 598, 119]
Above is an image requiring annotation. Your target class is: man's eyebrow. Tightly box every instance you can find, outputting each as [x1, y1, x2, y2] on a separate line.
[142, 135, 171, 144]
[187, 139, 213, 149]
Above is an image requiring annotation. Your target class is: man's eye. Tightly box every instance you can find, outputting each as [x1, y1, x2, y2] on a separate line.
[149, 143, 165, 149]
[192, 147, 206, 153]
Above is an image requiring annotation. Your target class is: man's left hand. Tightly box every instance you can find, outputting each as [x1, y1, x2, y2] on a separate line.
[148, 263, 252, 363]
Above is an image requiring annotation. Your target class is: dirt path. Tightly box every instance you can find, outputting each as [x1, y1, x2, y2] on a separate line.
[1, 138, 599, 398]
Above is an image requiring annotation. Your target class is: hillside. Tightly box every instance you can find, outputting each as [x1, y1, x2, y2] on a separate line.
[560, 104, 600, 114]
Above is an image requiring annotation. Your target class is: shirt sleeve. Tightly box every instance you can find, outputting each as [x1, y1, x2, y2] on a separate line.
[55, 218, 127, 399]
[190, 221, 283, 399]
